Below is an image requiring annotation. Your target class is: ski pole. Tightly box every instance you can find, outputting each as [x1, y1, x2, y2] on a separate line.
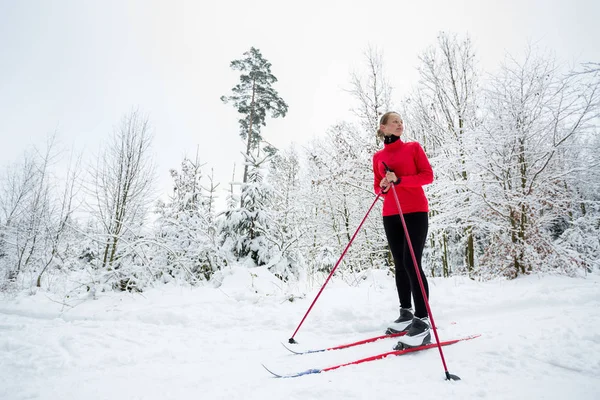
[288, 192, 382, 344]
[384, 163, 460, 381]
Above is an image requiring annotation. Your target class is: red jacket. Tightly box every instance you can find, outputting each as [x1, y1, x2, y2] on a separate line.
[372, 139, 434, 216]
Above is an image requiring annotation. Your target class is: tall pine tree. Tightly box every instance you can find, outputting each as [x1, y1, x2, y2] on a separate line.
[221, 47, 288, 187]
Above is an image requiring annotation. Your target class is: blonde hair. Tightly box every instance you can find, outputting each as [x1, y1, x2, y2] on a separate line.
[377, 111, 401, 140]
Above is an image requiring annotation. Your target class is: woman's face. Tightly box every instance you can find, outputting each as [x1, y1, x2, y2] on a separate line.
[381, 113, 404, 137]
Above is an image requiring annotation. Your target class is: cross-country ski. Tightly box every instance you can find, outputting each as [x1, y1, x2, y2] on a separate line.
[265, 334, 481, 378]
[281, 331, 406, 355]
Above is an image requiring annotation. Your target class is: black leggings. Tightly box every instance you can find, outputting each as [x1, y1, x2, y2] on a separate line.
[383, 212, 429, 318]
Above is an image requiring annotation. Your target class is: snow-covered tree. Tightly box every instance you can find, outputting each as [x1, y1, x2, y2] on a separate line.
[348, 45, 394, 146]
[219, 152, 278, 268]
[299, 121, 387, 279]
[262, 146, 307, 281]
[154, 154, 224, 283]
[35, 150, 82, 288]
[87, 110, 156, 290]
[0, 149, 47, 288]
[0, 136, 82, 292]
[405, 32, 482, 277]
[474, 49, 600, 277]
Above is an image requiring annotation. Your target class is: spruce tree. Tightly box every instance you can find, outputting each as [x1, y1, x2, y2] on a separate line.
[155, 156, 222, 282]
[219, 153, 276, 267]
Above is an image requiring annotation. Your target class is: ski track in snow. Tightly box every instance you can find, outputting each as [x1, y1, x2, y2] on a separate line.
[1, 269, 600, 400]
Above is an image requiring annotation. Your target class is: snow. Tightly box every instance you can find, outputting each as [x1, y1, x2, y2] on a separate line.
[1, 267, 600, 400]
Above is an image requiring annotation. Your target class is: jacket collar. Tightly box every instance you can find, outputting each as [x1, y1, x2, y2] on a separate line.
[383, 136, 404, 149]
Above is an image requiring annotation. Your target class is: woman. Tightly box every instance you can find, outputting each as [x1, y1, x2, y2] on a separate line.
[372, 111, 434, 348]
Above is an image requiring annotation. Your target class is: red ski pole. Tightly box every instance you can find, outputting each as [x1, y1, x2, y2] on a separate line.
[388, 180, 460, 381]
[288, 192, 382, 344]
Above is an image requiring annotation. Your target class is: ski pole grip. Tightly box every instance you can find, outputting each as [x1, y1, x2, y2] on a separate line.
[382, 161, 392, 173]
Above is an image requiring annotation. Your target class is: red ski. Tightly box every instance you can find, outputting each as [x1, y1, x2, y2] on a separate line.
[281, 331, 406, 355]
[264, 334, 481, 378]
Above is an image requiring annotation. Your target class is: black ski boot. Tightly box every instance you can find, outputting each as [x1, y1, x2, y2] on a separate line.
[385, 307, 414, 335]
[393, 317, 431, 348]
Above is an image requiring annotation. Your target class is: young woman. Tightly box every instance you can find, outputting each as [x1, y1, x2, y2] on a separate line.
[372, 111, 434, 348]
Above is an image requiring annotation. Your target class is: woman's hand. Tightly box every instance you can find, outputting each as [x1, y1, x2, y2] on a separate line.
[385, 171, 398, 184]
[380, 177, 390, 193]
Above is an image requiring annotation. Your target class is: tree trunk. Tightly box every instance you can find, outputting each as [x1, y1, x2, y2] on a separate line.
[510, 208, 520, 277]
[242, 80, 257, 186]
[466, 226, 474, 276]
[442, 231, 449, 277]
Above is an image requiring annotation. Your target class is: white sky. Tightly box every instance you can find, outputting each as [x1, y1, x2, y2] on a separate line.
[1, 0, 599, 208]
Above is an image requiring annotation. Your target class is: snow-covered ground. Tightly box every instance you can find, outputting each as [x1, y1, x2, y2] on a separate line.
[1, 267, 599, 400]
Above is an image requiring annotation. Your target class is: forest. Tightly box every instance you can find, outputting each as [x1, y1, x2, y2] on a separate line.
[1, 33, 599, 296]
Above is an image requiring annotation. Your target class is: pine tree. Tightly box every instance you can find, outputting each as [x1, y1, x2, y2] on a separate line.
[221, 47, 288, 187]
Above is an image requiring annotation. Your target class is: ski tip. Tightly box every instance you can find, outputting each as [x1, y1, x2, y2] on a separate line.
[281, 342, 303, 354]
[262, 363, 285, 378]
[262, 363, 321, 378]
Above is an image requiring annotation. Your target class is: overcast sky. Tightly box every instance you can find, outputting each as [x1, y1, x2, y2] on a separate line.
[1, 0, 598, 209]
